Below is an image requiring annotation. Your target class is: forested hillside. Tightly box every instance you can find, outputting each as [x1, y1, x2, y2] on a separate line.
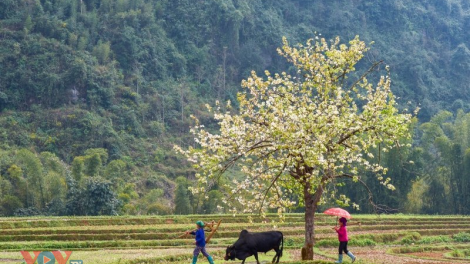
[0, 0, 469, 216]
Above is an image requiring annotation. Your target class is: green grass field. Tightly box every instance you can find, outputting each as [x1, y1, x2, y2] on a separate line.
[0, 214, 469, 264]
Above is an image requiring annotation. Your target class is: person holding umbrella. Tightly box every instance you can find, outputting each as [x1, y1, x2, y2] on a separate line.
[332, 217, 356, 263]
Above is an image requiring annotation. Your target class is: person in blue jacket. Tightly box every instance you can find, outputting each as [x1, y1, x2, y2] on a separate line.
[186, 220, 215, 264]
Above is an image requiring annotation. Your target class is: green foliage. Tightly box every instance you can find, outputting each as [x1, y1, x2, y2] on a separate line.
[72, 157, 85, 182]
[452, 232, 470, 242]
[314, 239, 337, 247]
[400, 232, 422, 245]
[83, 177, 121, 215]
[174, 177, 192, 215]
[146, 203, 172, 215]
[84, 148, 108, 165]
[350, 238, 377, 247]
[412, 110, 470, 214]
[66, 176, 120, 216]
[143, 189, 164, 204]
[104, 159, 127, 180]
[92, 41, 112, 64]
[86, 153, 101, 177]
[0, 195, 23, 215]
[1, 0, 470, 216]
[449, 249, 470, 258]
[417, 235, 451, 244]
[201, 189, 224, 214]
[316, 238, 379, 247]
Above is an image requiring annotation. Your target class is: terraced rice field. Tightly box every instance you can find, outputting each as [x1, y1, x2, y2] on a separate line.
[0, 214, 469, 263]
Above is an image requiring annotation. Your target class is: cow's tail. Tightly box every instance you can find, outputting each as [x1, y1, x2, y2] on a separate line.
[280, 232, 284, 257]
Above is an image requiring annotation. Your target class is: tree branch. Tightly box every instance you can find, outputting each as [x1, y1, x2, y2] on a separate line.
[258, 162, 288, 214]
[337, 126, 375, 146]
[347, 60, 384, 92]
[337, 173, 398, 214]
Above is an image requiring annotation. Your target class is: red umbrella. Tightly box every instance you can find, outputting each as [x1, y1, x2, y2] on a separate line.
[323, 207, 351, 219]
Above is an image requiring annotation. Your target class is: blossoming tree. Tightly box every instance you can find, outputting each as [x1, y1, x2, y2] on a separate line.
[176, 35, 413, 260]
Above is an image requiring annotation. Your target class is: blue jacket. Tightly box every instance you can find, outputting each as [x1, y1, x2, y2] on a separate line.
[191, 228, 206, 247]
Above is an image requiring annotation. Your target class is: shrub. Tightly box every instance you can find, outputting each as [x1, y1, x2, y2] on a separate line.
[315, 239, 337, 247]
[44, 198, 66, 216]
[147, 203, 172, 215]
[14, 207, 41, 216]
[418, 235, 451, 244]
[351, 238, 376, 246]
[1, 195, 24, 216]
[449, 249, 470, 258]
[285, 238, 296, 247]
[121, 204, 137, 215]
[453, 232, 470, 242]
[400, 232, 421, 245]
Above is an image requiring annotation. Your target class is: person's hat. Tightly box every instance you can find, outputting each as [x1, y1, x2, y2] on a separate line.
[196, 220, 204, 227]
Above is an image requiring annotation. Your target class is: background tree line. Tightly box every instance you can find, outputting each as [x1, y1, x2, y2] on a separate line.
[0, 0, 469, 215]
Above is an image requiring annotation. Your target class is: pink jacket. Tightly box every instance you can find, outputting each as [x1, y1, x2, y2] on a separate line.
[336, 226, 348, 242]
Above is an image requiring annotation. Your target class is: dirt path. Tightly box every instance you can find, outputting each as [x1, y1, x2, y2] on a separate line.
[347, 247, 466, 264]
[287, 247, 469, 264]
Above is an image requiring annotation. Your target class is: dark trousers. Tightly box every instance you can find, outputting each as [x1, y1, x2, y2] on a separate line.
[338, 241, 349, 254]
[193, 246, 210, 257]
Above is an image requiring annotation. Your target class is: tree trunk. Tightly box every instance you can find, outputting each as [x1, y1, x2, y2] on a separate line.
[301, 181, 325, 260]
[301, 183, 314, 260]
